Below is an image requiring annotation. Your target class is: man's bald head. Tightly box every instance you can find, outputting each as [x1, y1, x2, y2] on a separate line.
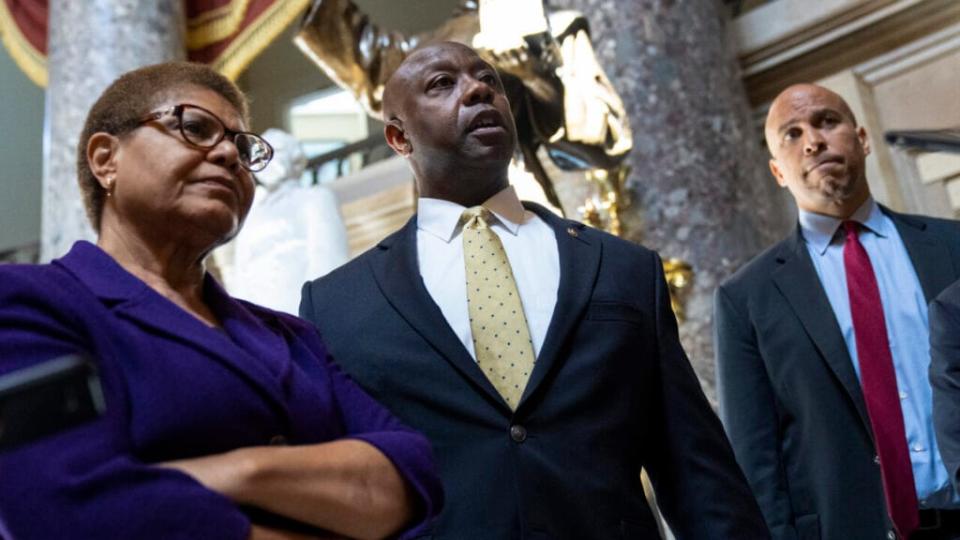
[379, 40, 517, 206]
[382, 41, 481, 123]
[763, 82, 871, 218]
[764, 84, 858, 151]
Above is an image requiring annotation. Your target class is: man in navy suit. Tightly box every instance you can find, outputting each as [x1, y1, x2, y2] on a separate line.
[300, 42, 767, 539]
[715, 83, 960, 539]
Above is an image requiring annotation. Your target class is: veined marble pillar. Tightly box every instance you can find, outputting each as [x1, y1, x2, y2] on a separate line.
[553, 0, 794, 402]
[41, 1, 186, 261]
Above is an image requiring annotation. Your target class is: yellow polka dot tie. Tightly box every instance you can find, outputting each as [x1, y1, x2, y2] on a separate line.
[462, 206, 536, 410]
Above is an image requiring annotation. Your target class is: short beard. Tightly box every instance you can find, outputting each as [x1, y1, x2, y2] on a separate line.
[808, 169, 865, 210]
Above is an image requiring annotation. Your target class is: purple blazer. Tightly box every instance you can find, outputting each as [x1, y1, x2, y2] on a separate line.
[0, 241, 442, 539]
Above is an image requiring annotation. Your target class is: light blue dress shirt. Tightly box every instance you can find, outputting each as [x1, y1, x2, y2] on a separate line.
[799, 197, 959, 508]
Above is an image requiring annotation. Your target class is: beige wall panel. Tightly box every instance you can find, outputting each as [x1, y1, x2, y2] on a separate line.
[870, 49, 960, 130]
[328, 156, 415, 256]
[866, 46, 959, 217]
[916, 152, 960, 184]
[291, 114, 368, 141]
[946, 179, 960, 215]
[340, 183, 415, 257]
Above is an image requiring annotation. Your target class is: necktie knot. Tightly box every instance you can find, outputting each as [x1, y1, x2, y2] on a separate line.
[462, 206, 493, 230]
[843, 220, 861, 239]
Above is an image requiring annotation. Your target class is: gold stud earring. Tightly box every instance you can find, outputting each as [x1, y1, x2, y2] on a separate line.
[106, 176, 115, 197]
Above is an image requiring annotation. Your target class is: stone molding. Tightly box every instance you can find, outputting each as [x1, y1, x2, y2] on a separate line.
[733, 0, 960, 105]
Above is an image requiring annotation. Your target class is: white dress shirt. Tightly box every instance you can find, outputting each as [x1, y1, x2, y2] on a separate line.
[416, 186, 560, 360]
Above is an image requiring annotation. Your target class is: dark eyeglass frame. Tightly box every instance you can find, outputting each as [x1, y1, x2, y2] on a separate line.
[137, 103, 274, 172]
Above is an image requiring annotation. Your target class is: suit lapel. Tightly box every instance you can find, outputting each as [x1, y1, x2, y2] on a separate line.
[368, 218, 511, 410]
[114, 293, 286, 396]
[771, 230, 872, 432]
[518, 205, 600, 410]
[58, 242, 287, 411]
[888, 208, 956, 303]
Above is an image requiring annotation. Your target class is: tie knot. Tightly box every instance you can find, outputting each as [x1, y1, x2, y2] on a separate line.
[462, 206, 493, 230]
[843, 220, 861, 238]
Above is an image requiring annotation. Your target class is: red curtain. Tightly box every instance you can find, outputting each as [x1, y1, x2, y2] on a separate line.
[0, 0, 46, 85]
[0, 0, 308, 86]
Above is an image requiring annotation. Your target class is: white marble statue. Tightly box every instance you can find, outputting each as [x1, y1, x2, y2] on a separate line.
[224, 129, 349, 315]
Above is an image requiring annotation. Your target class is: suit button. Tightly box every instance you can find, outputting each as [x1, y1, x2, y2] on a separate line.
[510, 425, 527, 443]
[874, 455, 880, 465]
[269, 435, 288, 446]
[887, 530, 896, 540]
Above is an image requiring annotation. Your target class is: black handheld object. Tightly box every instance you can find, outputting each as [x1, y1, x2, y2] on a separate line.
[0, 354, 105, 452]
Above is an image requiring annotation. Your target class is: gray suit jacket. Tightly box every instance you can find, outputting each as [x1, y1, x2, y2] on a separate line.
[931, 278, 960, 494]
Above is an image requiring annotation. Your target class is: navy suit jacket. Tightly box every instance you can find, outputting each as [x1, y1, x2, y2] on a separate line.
[300, 203, 768, 540]
[715, 207, 960, 539]
[931, 278, 960, 494]
[0, 241, 442, 539]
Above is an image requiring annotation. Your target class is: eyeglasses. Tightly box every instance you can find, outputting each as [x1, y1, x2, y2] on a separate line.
[138, 104, 274, 172]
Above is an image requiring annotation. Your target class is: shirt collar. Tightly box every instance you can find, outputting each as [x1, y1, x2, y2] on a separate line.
[417, 185, 528, 243]
[798, 196, 887, 255]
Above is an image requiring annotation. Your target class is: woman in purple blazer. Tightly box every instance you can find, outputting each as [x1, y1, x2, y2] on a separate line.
[0, 62, 441, 539]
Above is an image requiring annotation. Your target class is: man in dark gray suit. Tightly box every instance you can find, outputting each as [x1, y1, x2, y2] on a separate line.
[301, 41, 768, 539]
[715, 83, 960, 539]
[931, 279, 960, 494]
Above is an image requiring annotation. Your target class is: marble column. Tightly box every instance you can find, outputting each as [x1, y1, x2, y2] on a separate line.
[41, 1, 186, 261]
[551, 0, 794, 402]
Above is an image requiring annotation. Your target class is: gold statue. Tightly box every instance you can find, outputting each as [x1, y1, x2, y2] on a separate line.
[578, 166, 628, 236]
[662, 258, 694, 321]
[294, 0, 631, 214]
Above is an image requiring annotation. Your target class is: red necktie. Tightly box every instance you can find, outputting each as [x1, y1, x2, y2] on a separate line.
[843, 220, 918, 539]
